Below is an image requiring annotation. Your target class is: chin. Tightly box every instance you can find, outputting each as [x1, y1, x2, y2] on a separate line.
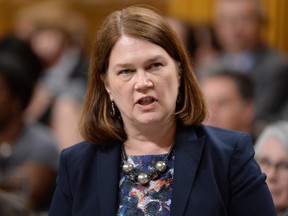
[138, 118, 158, 125]
[136, 115, 162, 125]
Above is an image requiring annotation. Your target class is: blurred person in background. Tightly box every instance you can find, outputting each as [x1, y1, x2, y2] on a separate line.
[13, 1, 88, 148]
[0, 35, 59, 211]
[255, 121, 288, 215]
[206, 0, 288, 134]
[200, 70, 256, 140]
[0, 189, 34, 216]
[166, 17, 221, 76]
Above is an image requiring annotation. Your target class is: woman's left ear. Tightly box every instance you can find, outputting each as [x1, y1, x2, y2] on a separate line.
[105, 86, 113, 100]
[177, 62, 181, 87]
[102, 75, 113, 100]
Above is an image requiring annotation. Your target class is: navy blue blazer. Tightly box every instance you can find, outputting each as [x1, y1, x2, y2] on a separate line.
[49, 124, 276, 216]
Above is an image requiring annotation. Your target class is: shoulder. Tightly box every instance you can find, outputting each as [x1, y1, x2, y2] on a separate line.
[190, 124, 253, 149]
[177, 123, 254, 159]
[61, 141, 97, 164]
[60, 140, 117, 170]
[258, 47, 286, 62]
[192, 125, 255, 163]
[254, 47, 288, 71]
[204, 125, 254, 156]
[57, 141, 120, 191]
[56, 141, 99, 188]
[198, 125, 257, 173]
[200, 125, 252, 145]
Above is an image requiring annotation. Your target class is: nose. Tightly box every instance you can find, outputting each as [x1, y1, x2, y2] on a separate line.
[134, 71, 153, 90]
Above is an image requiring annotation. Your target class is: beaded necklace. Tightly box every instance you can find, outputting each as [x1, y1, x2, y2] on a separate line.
[121, 143, 175, 185]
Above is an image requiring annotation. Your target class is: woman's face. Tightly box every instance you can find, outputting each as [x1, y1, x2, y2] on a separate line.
[105, 35, 180, 129]
[257, 137, 288, 213]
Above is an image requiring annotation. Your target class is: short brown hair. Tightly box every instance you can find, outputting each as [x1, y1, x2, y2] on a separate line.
[79, 5, 207, 144]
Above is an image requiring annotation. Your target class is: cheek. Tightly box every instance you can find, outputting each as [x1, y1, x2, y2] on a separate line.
[166, 81, 180, 109]
[105, 77, 124, 99]
[109, 83, 132, 108]
[279, 179, 288, 190]
[168, 73, 180, 90]
[110, 86, 126, 101]
[166, 80, 179, 100]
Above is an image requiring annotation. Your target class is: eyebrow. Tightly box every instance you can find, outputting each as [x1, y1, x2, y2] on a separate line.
[113, 55, 166, 70]
[145, 55, 165, 64]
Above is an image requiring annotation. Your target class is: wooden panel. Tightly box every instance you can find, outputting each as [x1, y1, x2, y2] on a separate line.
[0, 0, 287, 54]
[0, 0, 168, 45]
[168, 0, 213, 24]
[168, 0, 288, 54]
[262, 0, 288, 54]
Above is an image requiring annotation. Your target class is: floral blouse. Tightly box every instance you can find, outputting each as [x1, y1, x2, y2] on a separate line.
[117, 151, 175, 216]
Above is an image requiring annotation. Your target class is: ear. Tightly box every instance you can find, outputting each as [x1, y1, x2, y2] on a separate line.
[242, 100, 255, 126]
[105, 85, 113, 101]
[177, 62, 182, 87]
[101, 75, 113, 100]
[178, 75, 181, 87]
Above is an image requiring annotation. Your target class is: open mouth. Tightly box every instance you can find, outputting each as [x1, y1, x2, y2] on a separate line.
[137, 96, 157, 105]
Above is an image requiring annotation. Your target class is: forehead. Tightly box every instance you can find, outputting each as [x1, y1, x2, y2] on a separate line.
[259, 137, 288, 159]
[202, 76, 244, 100]
[109, 35, 170, 64]
[215, 0, 259, 17]
[203, 76, 237, 92]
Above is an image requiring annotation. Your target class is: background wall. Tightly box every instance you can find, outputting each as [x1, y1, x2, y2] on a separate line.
[168, 0, 288, 55]
[0, 0, 287, 55]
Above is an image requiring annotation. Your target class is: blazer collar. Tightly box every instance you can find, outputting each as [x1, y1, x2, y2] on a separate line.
[95, 124, 205, 216]
[96, 141, 121, 216]
[170, 124, 205, 216]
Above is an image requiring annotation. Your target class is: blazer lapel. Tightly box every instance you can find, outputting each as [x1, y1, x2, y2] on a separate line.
[170, 125, 205, 216]
[96, 142, 121, 216]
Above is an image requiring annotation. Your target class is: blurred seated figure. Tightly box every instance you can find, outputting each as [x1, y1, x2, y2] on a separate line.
[13, 1, 88, 149]
[206, 0, 288, 133]
[0, 35, 59, 211]
[254, 121, 288, 215]
[165, 17, 221, 75]
[0, 189, 34, 216]
[14, 1, 89, 127]
[50, 88, 85, 150]
[200, 69, 256, 139]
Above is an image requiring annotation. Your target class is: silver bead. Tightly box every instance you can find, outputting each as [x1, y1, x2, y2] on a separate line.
[155, 161, 167, 172]
[122, 162, 134, 173]
[137, 173, 149, 185]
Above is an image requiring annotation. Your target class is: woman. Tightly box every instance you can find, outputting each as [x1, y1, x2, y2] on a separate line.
[49, 5, 276, 216]
[255, 121, 288, 216]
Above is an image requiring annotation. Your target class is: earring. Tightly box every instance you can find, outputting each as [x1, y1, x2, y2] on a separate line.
[110, 101, 116, 117]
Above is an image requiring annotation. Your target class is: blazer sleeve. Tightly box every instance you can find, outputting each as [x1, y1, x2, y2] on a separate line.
[49, 150, 73, 216]
[228, 133, 276, 216]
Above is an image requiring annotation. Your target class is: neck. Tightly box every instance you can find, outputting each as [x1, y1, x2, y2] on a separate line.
[123, 120, 177, 155]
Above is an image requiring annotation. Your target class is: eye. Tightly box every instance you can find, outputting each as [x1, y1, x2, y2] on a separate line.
[217, 99, 231, 107]
[277, 162, 288, 171]
[257, 158, 270, 167]
[149, 62, 162, 70]
[118, 69, 133, 76]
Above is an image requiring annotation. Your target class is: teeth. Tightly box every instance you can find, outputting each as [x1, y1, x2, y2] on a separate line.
[139, 97, 155, 105]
